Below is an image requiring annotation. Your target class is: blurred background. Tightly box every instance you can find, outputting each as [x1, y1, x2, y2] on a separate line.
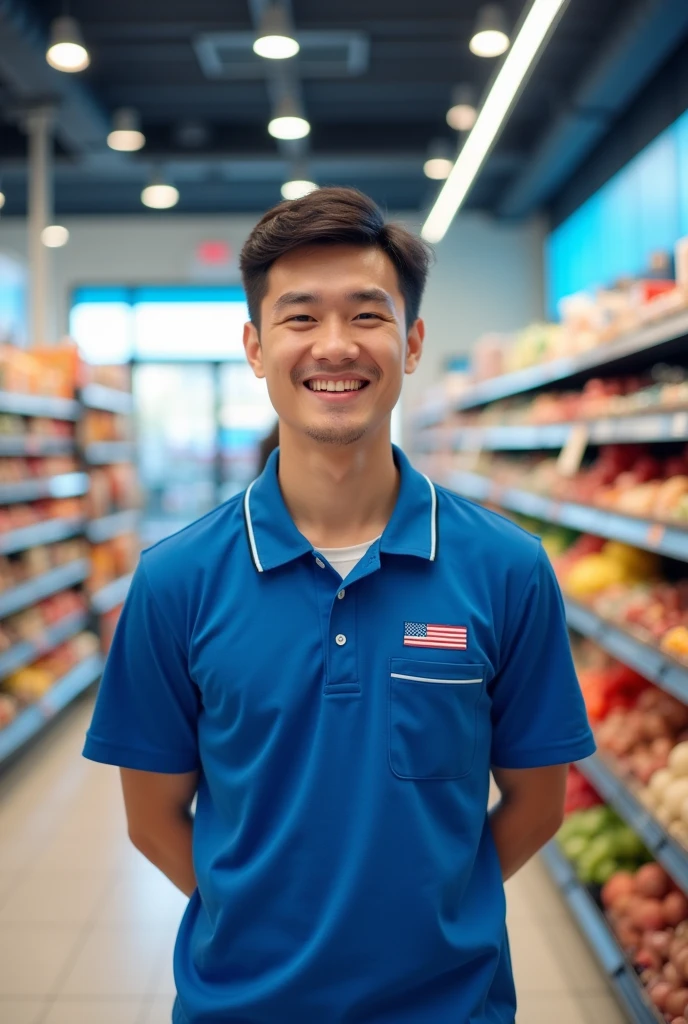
[1, 2, 688, 1023]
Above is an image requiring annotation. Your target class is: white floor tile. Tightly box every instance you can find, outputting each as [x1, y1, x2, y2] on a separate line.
[139, 995, 175, 1024]
[0, 869, 114, 926]
[516, 991, 588, 1024]
[99, 858, 188, 926]
[57, 924, 171, 998]
[0, 924, 84, 996]
[0, 1000, 49, 1024]
[42, 998, 145, 1024]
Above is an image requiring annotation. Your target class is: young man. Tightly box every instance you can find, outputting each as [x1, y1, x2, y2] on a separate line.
[84, 187, 595, 1024]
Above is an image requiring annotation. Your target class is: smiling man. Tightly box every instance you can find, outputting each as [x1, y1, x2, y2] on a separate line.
[83, 187, 595, 1024]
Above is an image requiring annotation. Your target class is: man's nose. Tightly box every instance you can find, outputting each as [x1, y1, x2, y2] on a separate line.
[309, 318, 360, 362]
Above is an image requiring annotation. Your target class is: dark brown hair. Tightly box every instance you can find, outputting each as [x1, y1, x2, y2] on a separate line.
[239, 186, 432, 330]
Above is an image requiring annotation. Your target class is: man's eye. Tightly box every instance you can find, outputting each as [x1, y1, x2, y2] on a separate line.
[355, 312, 381, 320]
[288, 315, 315, 322]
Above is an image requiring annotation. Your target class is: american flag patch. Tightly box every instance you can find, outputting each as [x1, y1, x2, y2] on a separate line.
[404, 623, 468, 650]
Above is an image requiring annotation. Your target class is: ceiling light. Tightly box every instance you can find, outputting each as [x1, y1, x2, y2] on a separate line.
[268, 97, 310, 140]
[107, 108, 146, 152]
[46, 15, 90, 72]
[422, 0, 568, 243]
[281, 178, 318, 200]
[141, 179, 179, 209]
[423, 140, 454, 180]
[41, 225, 69, 248]
[253, 3, 300, 59]
[469, 4, 510, 58]
[446, 84, 478, 131]
[0, 192, 5, 211]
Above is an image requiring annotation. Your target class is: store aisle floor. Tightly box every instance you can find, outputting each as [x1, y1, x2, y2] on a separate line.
[0, 696, 626, 1024]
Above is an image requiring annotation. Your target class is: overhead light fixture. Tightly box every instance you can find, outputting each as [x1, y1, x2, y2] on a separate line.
[41, 225, 70, 248]
[107, 108, 146, 152]
[422, 0, 568, 243]
[0, 191, 5, 211]
[46, 15, 91, 72]
[469, 4, 510, 58]
[423, 140, 454, 180]
[446, 84, 478, 131]
[281, 178, 318, 201]
[141, 178, 179, 210]
[268, 97, 310, 140]
[253, 3, 300, 60]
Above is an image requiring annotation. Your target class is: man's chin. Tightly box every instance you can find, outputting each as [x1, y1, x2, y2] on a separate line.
[304, 424, 368, 446]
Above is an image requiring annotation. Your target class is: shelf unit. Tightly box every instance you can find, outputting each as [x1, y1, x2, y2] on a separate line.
[419, 408, 688, 453]
[415, 306, 688, 426]
[0, 517, 86, 556]
[564, 599, 688, 703]
[540, 842, 664, 1024]
[0, 379, 138, 765]
[0, 610, 90, 680]
[445, 470, 688, 562]
[0, 653, 104, 766]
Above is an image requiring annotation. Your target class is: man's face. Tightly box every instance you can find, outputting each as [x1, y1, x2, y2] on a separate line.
[243, 244, 424, 447]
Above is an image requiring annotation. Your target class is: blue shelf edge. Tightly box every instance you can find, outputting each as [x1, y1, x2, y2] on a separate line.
[0, 653, 103, 765]
[0, 610, 89, 681]
[0, 517, 86, 556]
[564, 599, 688, 703]
[0, 559, 90, 620]
[540, 842, 663, 1024]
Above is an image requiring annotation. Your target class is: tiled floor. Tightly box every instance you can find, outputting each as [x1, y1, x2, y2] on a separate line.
[0, 695, 628, 1024]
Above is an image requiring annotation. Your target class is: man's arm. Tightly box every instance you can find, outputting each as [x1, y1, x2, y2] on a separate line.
[120, 767, 199, 897]
[489, 763, 568, 882]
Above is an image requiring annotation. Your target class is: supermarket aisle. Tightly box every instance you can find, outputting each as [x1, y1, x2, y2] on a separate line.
[0, 698, 626, 1024]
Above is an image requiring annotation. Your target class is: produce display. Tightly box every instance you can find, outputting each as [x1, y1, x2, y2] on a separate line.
[0, 454, 81, 484]
[0, 342, 80, 398]
[0, 496, 86, 535]
[0, 589, 87, 652]
[88, 535, 138, 595]
[0, 415, 74, 440]
[557, 804, 651, 885]
[0, 537, 88, 591]
[88, 463, 140, 519]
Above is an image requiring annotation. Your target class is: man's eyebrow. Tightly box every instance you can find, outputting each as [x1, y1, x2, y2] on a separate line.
[272, 291, 321, 313]
[345, 289, 396, 312]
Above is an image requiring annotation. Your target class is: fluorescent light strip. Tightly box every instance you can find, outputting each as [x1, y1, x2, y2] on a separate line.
[421, 0, 568, 243]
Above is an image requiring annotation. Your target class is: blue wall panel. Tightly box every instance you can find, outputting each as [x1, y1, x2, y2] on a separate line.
[546, 108, 688, 318]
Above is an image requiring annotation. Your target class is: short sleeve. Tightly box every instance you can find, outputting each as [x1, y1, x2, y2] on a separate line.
[490, 543, 595, 770]
[83, 559, 200, 773]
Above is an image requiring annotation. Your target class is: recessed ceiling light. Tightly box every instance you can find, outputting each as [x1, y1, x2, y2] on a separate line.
[446, 84, 478, 131]
[41, 225, 70, 248]
[424, 140, 455, 180]
[268, 97, 310, 140]
[141, 180, 179, 209]
[281, 179, 318, 200]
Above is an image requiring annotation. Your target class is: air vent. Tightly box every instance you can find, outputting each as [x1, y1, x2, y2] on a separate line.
[194, 31, 369, 80]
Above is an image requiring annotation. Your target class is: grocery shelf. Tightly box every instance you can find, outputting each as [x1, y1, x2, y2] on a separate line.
[0, 472, 89, 505]
[577, 753, 688, 895]
[80, 384, 133, 415]
[90, 572, 133, 614]
[0, 610, 89, 680]
[83, 441, 136, 465]
[418, 307, 688, 421]
[0, 391, 80, 421]
[420, 408, 688, 452]
[564, 599, 688, 703]
[0, 436, 75, 457]
[540, 841, 663, 1024]
[86, 509, 140, 544]
[446, 471, 688, 562]
[0, 652, 103, 767]
[0, 516, 86, 556]
[0, 559, 90, 620]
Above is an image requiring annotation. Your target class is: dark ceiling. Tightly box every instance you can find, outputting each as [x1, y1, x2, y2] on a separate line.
[0, 0, 687, 218]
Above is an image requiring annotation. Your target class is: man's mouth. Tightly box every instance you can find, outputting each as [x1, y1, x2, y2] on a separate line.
[304, 379, 370, 393]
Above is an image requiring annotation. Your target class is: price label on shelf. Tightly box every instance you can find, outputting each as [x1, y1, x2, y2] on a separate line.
[672, 411, 688, 438]
[557, 424, 589, 478]
[646, 523, 665, 549]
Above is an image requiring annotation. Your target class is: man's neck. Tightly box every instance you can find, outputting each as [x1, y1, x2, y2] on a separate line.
[277, 426, 399, 550]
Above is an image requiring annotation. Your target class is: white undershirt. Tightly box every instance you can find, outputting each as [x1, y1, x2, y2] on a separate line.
[317, 537, 381, 579]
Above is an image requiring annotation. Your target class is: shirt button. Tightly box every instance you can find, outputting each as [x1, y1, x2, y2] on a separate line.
[335, 634, 347, 646]
[337, 589, 345, 600]
[315, 557, 325, 568]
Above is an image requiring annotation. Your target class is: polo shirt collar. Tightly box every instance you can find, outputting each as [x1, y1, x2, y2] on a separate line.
[243, 444, 438, 573]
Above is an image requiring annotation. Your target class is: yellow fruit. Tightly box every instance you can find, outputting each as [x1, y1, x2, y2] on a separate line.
[565, 554, 630, 598]
[602, 541, 658, 578]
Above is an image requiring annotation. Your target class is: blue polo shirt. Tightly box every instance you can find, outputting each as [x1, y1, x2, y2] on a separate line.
[84, 445, 594, 1024]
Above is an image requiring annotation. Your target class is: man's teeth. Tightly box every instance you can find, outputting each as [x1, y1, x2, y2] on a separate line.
[307, 380, 365, 392]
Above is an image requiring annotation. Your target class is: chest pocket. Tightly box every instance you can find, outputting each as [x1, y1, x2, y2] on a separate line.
[389, 658, 485, 780]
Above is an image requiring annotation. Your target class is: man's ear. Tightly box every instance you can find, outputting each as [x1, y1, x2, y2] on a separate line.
[243, 321, 265, 379]
[404, 318, 425, 375]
